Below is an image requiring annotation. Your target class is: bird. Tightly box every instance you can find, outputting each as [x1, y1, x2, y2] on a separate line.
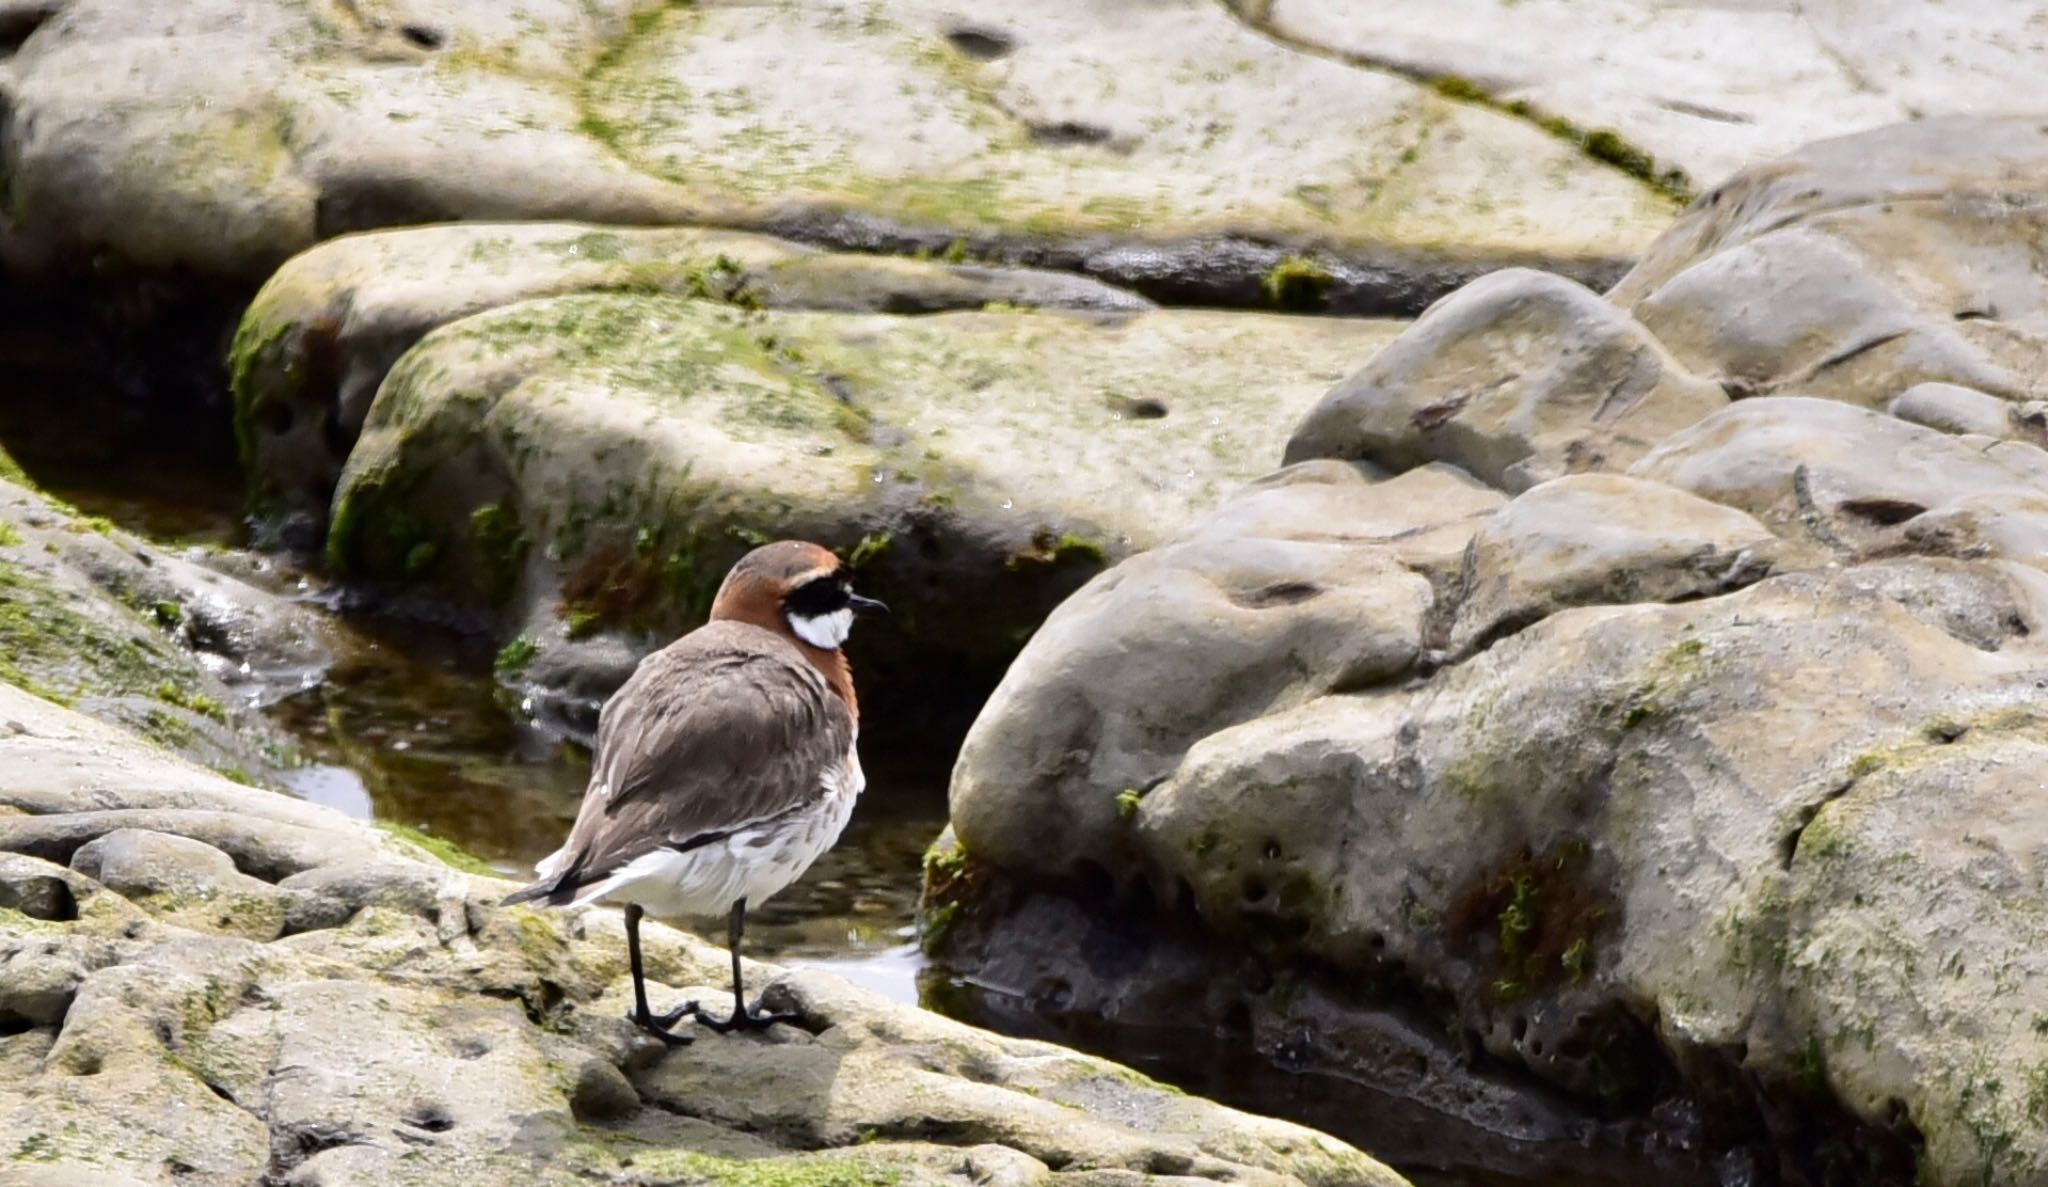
[502, 540, 886, 1042]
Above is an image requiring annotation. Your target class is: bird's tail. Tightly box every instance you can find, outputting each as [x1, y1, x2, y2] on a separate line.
[500, 878, 562, 907]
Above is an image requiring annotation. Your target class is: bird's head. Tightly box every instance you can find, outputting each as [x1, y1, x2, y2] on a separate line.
[708, 540, 888, 651]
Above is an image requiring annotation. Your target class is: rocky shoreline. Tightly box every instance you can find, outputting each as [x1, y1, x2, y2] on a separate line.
[0, 681, 1407, 1187]
[931, 118, 2048, 1187]
[8, 1, 2048, 1183]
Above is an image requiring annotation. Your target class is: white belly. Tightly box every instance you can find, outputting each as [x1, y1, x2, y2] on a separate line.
[576, 749, 863, 918]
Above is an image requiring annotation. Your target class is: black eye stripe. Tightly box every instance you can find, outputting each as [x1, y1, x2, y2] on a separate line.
[784, 577, 850, 617]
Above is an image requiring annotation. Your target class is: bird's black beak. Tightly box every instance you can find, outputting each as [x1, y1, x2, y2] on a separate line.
[849, 593, 889, 616]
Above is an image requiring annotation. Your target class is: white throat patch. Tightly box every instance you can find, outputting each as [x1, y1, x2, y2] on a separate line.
[788, 608, 853, 650]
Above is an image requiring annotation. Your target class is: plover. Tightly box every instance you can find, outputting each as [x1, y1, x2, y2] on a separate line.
[504, 540, 885, 1041]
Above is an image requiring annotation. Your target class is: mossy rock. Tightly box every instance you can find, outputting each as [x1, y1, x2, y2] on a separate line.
[327, 291, 1403, 741]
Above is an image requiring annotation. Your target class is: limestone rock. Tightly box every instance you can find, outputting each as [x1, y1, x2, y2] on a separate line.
[322, 290, 1403, 739]
[1237, 0, 2030, 189]
[951, 462, 1499, 884]
[0, 0, 1673, 308]
[228, 222, 1152, 546]
[1890, 382, 2019, 439]
[1610, 118, 2048, 410]
[933, 120, 2048, 1186]
[0, 682, 1408, 1187]
[1630, 397, 2048, 555]
[1442, 473, 1782, 658]
[0, 459, 323, 781]
[1283, 268, 1727, 491]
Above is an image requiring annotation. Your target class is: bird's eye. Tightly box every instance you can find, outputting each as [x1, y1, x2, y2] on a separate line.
[784, 577, 850, 618]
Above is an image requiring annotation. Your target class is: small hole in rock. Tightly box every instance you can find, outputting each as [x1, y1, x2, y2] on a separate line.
[1241, 876, 1269, 904]
[404, 1103, 456, 1133]
[449, 1037, 492, 1060]
[1262, 840, 1283, 861]
[945, 26, 1014, 60]
[1836, 496, 1925, 527]
[400, 24, 445, 50]
[1029, 120, 1113, 147]
[258, 402, 295, 436]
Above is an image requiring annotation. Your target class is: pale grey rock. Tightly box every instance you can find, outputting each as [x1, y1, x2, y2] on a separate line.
[0, 0, 1673, 309]
[1607, 118, 2048, 413]
[1889, 382, 2016, 439]
[0, 683, 1409, 1187]
[1629, 397, 2048, 553]
[1283, 268, 1727, 491]
[935, 117, 2048, 1187]
[1444, 473, 1782, 657]
[1233, 0, 2030, 189]
[0, 943, 85, 1028]
[952, 462, 1498, 884]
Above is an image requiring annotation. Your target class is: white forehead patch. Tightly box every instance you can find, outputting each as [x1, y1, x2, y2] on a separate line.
[789, 607, 853, 650]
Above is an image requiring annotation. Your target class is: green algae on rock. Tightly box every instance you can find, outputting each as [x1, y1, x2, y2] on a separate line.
[0, 682, 1410, 1187]
[320, 287, 1402, 741]
[931, 119, 2048, 1185]
[228, 221, 1154, 546]
[3, 0, 1669, 313]
[0, 470, 326, 784]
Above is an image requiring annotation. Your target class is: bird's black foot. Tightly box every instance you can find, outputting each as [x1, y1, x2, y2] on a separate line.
[685, 999, 803, 1034]
[626, 1003, 696, 1045]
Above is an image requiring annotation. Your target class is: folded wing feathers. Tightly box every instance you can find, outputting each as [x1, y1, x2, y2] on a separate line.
[502, 622, 854, 906]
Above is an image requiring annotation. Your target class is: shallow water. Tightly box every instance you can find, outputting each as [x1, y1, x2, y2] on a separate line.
[36, 460, 949, 993]
[254, 568, 947, 997]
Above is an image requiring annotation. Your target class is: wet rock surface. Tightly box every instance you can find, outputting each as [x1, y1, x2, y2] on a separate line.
[0, 448, 326, 783]
[0, 683, 1407, 1187]
[931, 118, 2048, 1187]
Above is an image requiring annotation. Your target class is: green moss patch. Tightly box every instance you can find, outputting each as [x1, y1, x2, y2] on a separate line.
[0, 558, 193, 706]
[1446, 839, 1613, 1003]
[1430, 74, 1692, 202]
[376, 820, 498, 876]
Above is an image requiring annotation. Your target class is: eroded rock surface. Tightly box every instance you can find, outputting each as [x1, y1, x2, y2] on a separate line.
[0, 0, 1675, 308]
[234, 227, 1401, 740]
[228, 221, 1154, 545]
[0, 448, 326, 783]
[933, 118, 2048, 1187]
[1231, 0, 2037, 190]
[0, 683, 1406, 1187]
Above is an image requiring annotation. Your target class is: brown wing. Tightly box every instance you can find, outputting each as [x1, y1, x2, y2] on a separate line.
[540, 621, 853, 894]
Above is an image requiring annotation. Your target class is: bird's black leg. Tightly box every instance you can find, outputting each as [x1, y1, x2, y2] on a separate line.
[623, 903, 692, 1044]
[688, 898, 801, 1033]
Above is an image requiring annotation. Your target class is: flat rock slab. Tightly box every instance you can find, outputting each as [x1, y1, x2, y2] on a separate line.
[0, 682, 1408, 1187]
[1, 0, 1676, 307]
[1243, 0, 2038, 189]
